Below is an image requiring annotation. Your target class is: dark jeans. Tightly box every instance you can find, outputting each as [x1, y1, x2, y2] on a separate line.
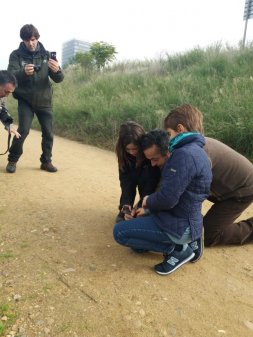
[113, 216, 192, 254]
[8, 100, 54, 164]
[204, 196, 253, 246]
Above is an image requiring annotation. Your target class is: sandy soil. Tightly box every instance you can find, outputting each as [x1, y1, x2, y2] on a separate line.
[0, 128, 252, 337]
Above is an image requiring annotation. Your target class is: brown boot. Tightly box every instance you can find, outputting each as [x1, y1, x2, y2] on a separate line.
[40, 162, 57, 173]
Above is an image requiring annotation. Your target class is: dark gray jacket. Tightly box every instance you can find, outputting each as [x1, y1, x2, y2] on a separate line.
[8, 41, 64, 110]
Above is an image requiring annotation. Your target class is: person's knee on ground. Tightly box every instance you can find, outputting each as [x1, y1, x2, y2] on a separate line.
[204, 229, 222, 247]
[204, 218, 253, 246]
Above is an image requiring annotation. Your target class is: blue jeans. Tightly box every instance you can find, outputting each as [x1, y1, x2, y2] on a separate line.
[113, 216, 192, 254]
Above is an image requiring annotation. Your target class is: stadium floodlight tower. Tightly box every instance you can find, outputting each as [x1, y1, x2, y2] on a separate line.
[243, 0, 253, 47]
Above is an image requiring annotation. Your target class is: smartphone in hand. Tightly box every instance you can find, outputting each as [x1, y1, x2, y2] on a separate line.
[50, 52, 57, 61]
[122, 205, 132, 215]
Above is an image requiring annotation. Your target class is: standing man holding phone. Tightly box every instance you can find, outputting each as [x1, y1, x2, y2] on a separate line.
[6, 24, 64, 173]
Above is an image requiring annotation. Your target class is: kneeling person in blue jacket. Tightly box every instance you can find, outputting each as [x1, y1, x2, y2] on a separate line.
[113, 113, 212, 275]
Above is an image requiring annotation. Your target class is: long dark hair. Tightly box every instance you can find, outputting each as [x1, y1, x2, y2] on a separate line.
[115, 121, 145, 171]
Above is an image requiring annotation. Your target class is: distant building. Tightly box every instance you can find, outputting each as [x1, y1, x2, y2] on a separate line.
[62, 39, 91, 67]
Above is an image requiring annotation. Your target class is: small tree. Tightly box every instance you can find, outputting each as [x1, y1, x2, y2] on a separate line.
[74, 52, 94, 70]
[90, 41, 117, 70]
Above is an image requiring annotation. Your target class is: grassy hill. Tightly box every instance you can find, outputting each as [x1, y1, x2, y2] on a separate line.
[6, 43, 253, 160]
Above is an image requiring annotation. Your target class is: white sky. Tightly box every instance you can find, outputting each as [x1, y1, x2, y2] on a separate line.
[1, 0, 252, 68]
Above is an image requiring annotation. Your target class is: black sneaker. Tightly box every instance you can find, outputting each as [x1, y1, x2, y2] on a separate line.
[189, 237, 203, 263]
[40, 162, 57, 172]
[6, 161, 17, 173]
[154, 246, 195, 275]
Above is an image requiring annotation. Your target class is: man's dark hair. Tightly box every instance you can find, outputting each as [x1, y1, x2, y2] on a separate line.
[0, 70, 17, 87]
[140, 129, 169, 156]
[20, 24, 40, 40]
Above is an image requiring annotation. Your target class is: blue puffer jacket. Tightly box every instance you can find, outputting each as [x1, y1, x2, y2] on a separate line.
[146, 134, 212, 241]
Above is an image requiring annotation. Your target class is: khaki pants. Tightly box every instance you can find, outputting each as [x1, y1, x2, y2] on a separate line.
[203, 195, 253, 246]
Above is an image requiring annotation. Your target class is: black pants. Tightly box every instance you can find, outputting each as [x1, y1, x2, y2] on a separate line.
[204, 195, 253, 246]
[8, 100, 54, 164]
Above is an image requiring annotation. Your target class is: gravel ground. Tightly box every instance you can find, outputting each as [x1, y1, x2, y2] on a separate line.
[0, 129, 252, 337]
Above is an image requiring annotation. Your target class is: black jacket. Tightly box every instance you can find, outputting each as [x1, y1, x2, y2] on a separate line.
[7, 42, 64, 110]
[119, 155, 161, 209]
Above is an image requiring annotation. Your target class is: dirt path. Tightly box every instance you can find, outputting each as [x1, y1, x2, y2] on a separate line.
[0, 129, 252, 337]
